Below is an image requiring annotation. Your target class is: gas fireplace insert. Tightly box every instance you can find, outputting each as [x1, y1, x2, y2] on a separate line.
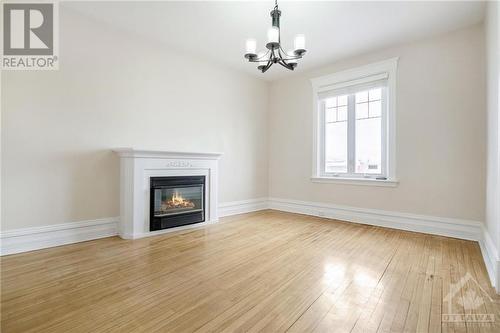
[149, 176, 205, 231]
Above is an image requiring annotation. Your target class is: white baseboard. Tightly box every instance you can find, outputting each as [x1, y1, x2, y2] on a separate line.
[479, 227, 500, 292]
[218, 198, 269, 217]
[0, 217, 119, 256]
[268, 197, 483, 241]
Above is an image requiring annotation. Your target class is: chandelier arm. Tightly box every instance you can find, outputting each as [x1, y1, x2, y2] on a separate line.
[276, 46, 286, 60]
[260, 49, 272, 62]
[258, 51, 274, 72]
[282, 54, 301, 61]
[278, 59, 294, 70]
[278, 45, 302, 60]
[275, 48, 285, 63]
[272, 47, 278, 63]
[248, 49, 272, 63]
[261, 60, 273, 73]
[277, 47, 284, 59]
[268, 53, 274, 65]
[267, 49, 275, 67]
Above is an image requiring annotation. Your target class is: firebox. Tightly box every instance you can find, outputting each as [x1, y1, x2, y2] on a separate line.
[149, 176, 205, 231]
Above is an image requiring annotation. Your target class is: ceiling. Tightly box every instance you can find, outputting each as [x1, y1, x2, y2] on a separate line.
[65, 1, 486, 81]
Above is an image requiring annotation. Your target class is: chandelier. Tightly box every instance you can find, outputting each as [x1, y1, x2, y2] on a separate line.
[244, 0, 306, 73]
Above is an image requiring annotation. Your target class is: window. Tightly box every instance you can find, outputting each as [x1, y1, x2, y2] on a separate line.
[311, 58, 398, 186]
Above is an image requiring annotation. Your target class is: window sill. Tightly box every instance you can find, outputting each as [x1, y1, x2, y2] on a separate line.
[311, 176, 399, 187]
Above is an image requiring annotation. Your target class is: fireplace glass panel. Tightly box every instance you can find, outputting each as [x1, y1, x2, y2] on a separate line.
[153, 185, 204, 217]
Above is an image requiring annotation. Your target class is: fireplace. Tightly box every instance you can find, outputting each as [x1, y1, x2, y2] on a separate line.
[150, 176, 205, 231]
[114, 148, 221, 239]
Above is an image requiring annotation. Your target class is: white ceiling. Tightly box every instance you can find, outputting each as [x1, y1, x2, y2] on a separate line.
[65, 1, 486, 81]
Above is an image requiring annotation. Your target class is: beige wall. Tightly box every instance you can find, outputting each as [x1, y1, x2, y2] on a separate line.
[268, 25, 486, 221]
[1, 8, 269, 230]
[485, 1, 500, 253]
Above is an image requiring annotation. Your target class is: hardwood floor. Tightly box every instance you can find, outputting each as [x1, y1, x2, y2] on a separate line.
[1, 210, 499, 332]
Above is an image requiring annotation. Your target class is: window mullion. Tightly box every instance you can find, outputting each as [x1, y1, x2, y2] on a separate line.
[319, 100, 326, 176]
[381, 87, 388, 178]
[347, 94, 356, 174]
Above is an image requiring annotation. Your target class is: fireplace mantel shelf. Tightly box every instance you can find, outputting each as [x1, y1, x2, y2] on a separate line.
[113, 148, 223, 160]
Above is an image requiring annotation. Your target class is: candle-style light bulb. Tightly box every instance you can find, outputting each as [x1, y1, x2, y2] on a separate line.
[245, 39, 257, 54]
[294, 34, 306, 51]
[267, 27, 279, 44]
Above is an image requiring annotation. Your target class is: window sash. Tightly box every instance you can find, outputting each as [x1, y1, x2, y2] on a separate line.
[319, 86, 387, 179]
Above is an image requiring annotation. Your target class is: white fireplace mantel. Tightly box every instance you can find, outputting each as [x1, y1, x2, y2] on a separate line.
[113, 148, 223, 160]
[114, 148, 223, 239]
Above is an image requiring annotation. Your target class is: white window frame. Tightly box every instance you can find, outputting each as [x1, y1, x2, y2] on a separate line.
[310, 58, 399, 187]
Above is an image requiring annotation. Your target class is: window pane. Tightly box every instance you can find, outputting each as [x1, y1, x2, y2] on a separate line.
[369, 101, 381, 117]
[337, 95, 348, 106]
[356, 91, 368, 103]
[369, 88, 381, 101]
[356, 102, 368, 119]
[325, 122, 348, 173]
[325, 97, 337, 108]
[337, 106, 347, 121]
[355, 117, 381, 174]
[325, 108, 336, 122]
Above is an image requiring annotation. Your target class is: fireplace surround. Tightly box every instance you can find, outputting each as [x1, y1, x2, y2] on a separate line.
[114, 148, 222, 239]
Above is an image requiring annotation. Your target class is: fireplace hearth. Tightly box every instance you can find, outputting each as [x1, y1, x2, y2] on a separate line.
[150, 176, 205, 231]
